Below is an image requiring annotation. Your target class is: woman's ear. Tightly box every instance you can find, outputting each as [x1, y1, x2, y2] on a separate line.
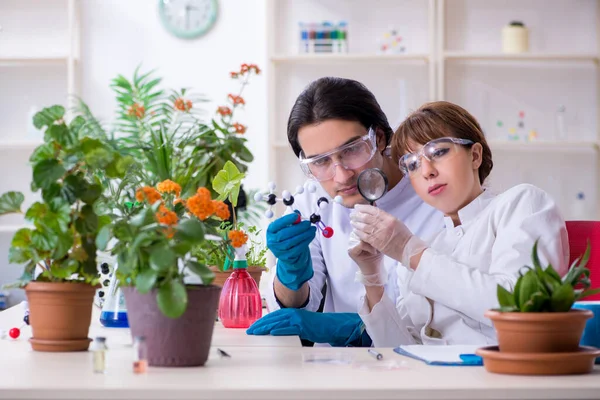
[471, 143, 483, 170]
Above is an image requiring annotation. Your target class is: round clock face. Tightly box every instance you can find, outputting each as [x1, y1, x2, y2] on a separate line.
[158, 0, 218, 39]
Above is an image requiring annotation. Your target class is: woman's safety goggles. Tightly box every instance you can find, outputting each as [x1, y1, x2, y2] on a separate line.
[398, 137, 474, 176]
[299, 127, 377, 181]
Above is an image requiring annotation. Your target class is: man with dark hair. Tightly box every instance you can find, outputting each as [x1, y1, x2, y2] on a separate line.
[247, 77, 443, 347]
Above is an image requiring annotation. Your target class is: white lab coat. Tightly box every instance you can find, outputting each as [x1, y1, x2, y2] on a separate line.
[360, 184, 569, 347]
[265, 177, 445, 313]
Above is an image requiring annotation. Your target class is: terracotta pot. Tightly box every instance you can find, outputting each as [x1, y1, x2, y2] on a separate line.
[210, 266, 265, 288]
[122, 285, 221, 367]
[25, 281, 97, 352]
[485, 309, 593, 353]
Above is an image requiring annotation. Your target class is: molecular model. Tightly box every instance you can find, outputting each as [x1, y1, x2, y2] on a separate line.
[0, 302, 30, 340]
[255, 182, 337, 238]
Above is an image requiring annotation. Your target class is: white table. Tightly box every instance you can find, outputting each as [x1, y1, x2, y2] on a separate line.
[1, 303, 600, 400]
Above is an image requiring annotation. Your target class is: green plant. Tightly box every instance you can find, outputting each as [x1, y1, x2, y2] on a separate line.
[100, 178, 239, 318]
[76, 64, 259, 200]
[0, 105, 130, 286]
[496, 240, 600, 312]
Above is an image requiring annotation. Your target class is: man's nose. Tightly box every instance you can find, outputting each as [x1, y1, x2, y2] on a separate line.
[333, 163, 355, 183]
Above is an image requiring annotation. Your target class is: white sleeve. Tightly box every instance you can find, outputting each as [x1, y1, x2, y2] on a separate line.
[358, 291, 419, 347]
[408, 185, 569, 326]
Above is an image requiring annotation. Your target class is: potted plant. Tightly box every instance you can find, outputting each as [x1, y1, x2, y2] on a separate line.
[99, 178, 248, 366]
[0, 105, 130, 352]
[198, 161, 267, 287]
[485, 240, 600, 354]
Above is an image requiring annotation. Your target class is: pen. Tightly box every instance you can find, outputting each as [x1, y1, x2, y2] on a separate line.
[368, 348, 383, 360]
[217, 348, 231, 358]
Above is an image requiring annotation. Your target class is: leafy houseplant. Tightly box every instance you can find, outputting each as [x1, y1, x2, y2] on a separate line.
[485, 240, 600, 354]
[0, 105, 130, 352]
[101, 178, 248, 366]
[78, 63, 260, 201]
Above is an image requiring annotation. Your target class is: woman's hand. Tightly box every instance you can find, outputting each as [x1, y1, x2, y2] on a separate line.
[348, 231, 385, 286]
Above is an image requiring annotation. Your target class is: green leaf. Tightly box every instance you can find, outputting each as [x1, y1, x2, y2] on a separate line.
[46, 124, 76, 147]
[42, 183, 65, 204]
[8, 247, 35, 264]
[80, 184, 102, 205]
[578, 241, 591, 269]
[175, 218, 205, 242]
[521, 291, 548, 312]
[32, 230, 58, 252]
[149, 245, 176, 271]
[25, 202, 48, 223]
[135, 269, 158, 294]
[157, 279, 187, 318]
[577, 288, 600, 301]
[33, 159, 66, 190]
[96, 224, 111, 251]
[50, 259, 78, 279]
[52, 232, 74, 260]
[550, 283, 576, 312]
[81, 237, 98, 277]
[212, 160, 245, 207]
[497, 284, 515, 308]
[33, 105, 65, 129]
[75, 205, 98, 234]
[29, 144, 55, 164]
[0, 191, 24, 215]
[69, 115, 86, 139]
[11, 228, 32, 248]
[518, 269, 541, 312]
[186, 260, 215, 285]
[545, 264, 562, 284]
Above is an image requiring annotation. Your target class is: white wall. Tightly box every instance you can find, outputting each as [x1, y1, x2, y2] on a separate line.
[79, 0, 269, 191]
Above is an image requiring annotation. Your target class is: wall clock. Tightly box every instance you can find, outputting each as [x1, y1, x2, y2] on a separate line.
[158, 0, 218, 39]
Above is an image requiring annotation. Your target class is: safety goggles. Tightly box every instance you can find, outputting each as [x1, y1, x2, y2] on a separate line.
[398, 137, 474, 176]
[299, 127, 377, 181]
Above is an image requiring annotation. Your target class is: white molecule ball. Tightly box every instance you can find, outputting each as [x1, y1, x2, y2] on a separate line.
[282, 190, 291, 200]
[295, 185, 304, 195]
[334, 195, 343, 204]
[307, 182, 317, 193]
[268, 182, 276, 191]
[265, 210, 274, 219]
[319, 201, 328, 210]
[254, 192, 263, 202]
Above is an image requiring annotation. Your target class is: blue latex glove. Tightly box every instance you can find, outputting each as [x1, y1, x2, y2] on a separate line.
[267, 213, 316, 291]
[246, 309, 371, 347]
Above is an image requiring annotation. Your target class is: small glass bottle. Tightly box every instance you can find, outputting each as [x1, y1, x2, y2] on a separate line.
[92, 337, 107, 374]
[132, 336, 148, 374]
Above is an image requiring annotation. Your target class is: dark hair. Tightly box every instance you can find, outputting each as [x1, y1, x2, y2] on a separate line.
[392, 101, 493, 184]
[287, 77, 393, 157]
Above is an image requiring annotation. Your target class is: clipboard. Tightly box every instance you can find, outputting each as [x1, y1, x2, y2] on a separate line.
[393, 344, 484, 366]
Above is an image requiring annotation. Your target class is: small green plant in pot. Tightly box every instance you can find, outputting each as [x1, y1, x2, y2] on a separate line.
[485, 240, 600, 354]
[0, 105, 130, 352]
[101, 178, 239, 366]
[195, 161, 267, 286]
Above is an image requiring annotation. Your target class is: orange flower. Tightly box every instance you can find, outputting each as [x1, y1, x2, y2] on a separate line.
[240, 63, 249, 73]
[163, 227, 175, 239]
[228, 94, 245, 105]
[156, 205, 178, 226]
[230, 71, 239, 79]
[238, 63, 260, 75]
[232, 123, 246, 134]
[228, 230, 248, 248]
[217, 106, 232, 116]
[135, 186, 161, 204]
[213, 200, 230, 220]
[186, 187, 215, 220]
[127, 103, 145, 119]
[156, 179, 182, 197]
[174, 98, 193, 111]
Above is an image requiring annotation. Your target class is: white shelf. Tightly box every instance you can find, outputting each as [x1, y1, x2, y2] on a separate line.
[489, 140, 599, 152]
[0, 56, 77, 67]
[0, 225, 29, 234]
[444, 52, 599, 62]
[0, 140, 43, 150]
[270, 53, 430, 64]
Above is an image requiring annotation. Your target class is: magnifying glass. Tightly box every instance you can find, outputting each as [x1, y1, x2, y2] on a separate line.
[357, 168, 389, 205]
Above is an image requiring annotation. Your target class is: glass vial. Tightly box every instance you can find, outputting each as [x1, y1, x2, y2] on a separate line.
[555, 105, 567, 141]
[92, 337, 107, 374]
[133, 336, 148, 374]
